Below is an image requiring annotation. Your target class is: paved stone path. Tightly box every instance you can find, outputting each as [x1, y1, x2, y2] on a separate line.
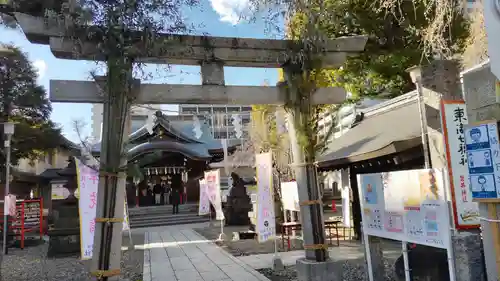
[142, 224, 270, 281]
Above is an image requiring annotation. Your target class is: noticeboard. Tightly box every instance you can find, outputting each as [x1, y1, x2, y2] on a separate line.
[358, 169, 451, 249]
[465, 121, 500, 201]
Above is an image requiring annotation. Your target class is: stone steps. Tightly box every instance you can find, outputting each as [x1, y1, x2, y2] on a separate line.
[128, 204, 208, 228]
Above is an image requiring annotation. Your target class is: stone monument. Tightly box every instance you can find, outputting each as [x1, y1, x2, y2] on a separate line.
[47, 157, 81, 257]
[224, 173, 251, 226]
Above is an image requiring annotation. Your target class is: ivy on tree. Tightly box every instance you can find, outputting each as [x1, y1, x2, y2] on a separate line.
[0, 45, 62, 168]
[288, 0, 469, 98]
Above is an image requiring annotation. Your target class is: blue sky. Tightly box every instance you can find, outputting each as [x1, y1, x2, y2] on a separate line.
[0, 0, 281, 143]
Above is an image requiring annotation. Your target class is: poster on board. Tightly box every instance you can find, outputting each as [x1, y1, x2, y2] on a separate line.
[465, 121, 500, 200]
[205, 170, 224, 220]
[358, 169, 451, 249]
[256, 152, 276, 243]
[440, 101, 480, 228]
[198, 179, 211, 216]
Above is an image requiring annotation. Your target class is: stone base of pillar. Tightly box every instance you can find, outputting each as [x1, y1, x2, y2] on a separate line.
[452, 231, 485, 281]
[272, 255, 284, 271]
[296, 258, 341, 281]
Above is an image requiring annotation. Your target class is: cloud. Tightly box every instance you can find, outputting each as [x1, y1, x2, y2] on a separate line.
[33, 59, 47, 80]
[210, 0, 252, 25]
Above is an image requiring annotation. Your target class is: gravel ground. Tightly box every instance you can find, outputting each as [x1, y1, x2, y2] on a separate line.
[194, 225, 307, 256]
[0, 233, 144, 281]
[257, 258, 398, 281]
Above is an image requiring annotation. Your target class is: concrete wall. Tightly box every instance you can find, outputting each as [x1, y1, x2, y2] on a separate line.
[16, 148, 74, 174]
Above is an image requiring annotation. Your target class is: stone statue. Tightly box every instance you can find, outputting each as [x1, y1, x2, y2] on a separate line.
[223, 172, 251, 225]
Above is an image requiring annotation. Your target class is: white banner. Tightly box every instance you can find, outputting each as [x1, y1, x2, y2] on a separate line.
[75, 158, 129, 260]
[198, 179, 211, 216]
[441, 101, 480, 228]
[280, 181, 299, 212]
[341, 185, 351, 228]
[256, 152, 275, 243]
[4, 194, 16, 216]
[205, 170, 224, 220]
[358, 169, 452, 249]
[123, 198, 130, 232]
[75, 158, 99, 260]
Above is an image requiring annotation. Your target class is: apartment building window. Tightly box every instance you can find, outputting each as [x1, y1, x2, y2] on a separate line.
[213, 107, 226, 113]
[241, 115, 251, 125]
[182, 108, 198, 114]
[214, 131, 228, 139]
[198, 107, 211, 114]
[227, 106, 241, 113]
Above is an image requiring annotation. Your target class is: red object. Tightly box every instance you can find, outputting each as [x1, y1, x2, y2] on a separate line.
[331, 201, 337, 212]
[8, 199, 44, 249]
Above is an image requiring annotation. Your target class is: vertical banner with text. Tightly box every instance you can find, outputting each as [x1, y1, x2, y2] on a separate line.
[256, 152, 275, 243]
[441, 101, 480, 229]
[205, 170, 224, 220]
[75, 157, 130, 260]
[75, 158, 99, 260]
[198, 179, 211, 216]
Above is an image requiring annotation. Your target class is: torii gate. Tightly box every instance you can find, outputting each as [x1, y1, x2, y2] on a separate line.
[14, 12, 367, 281]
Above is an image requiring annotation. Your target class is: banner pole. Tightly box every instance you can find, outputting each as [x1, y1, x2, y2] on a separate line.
[272, 170, 284, 270]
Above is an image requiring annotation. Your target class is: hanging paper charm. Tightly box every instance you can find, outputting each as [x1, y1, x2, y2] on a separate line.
[231, 114, 242, 139]
[192, 115, 203, 139]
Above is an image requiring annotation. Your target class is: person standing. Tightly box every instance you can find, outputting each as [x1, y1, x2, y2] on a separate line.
[171, 187, 181, 214]
[153, 181, 163, 205]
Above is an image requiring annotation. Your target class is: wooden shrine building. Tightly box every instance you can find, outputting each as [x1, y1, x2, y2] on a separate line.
[91, 111, 238, 205]
[316, 91, 426, 239]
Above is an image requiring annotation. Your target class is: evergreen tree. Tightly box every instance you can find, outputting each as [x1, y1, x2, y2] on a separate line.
[288, 0, 469, 98]
[0, 45, 62, 173]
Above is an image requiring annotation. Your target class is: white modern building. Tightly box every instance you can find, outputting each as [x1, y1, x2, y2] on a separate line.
[318, 96, 387, 198]
[178, 104, 255, 199]
[178, 104, 252, 140]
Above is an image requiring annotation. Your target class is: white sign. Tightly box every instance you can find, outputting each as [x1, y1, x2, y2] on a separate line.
[341, 185, 351, 228]
[256, 152, 275, 243]
[280, 181, 299, 212]
[75, 158, 99, 260]
[198, 179, 211, 216]
[441, 101, 480, 228]
[51, 183, 70, 200]
[75, 158, 129, 260]
[358, 169, 452, 249]
[3, 194, 16, 216]
[205, 170, 224, 220]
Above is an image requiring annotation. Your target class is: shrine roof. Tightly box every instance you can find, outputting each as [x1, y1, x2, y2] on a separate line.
[91, 112, 239, 160]
[317, 91, 422, 170]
